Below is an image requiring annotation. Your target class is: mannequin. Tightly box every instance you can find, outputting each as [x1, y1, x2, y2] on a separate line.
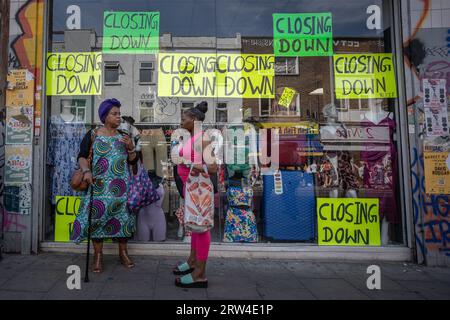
[362, 100, 395, 245]
[60, 103, 76, 123]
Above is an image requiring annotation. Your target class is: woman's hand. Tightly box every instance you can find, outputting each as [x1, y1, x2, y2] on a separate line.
[121, 135, 134, 151]
[83, 171, 94, 185]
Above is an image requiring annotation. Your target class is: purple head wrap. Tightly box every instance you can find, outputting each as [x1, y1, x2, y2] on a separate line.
[98, 98, 121, 123]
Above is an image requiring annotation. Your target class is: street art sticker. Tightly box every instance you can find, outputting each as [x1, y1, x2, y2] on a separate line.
[317, 198, 381, 246]
[333, 53, 398, 99]
[423, 79, 448, 137]
[424, 152, 450, 195]
[278, 87, 297, 108]
[6, 106, 33, 144]
[273, 13, 333, 57]
[5, 145, 32, 184]
[6, 69, 34, 107]
[55, 196, 81, 242]
[158, 53, 275, 98]
[46, 52, 102, 96]
[102, 11, 160, 54]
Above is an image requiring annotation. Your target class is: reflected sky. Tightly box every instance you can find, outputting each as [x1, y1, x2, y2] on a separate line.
[52, 0, 386, 41]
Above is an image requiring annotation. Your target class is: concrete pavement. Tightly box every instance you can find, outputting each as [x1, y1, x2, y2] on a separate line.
[0, 253, 449, 300]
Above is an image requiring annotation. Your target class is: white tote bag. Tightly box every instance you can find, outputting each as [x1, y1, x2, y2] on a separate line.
[184, 165, 214, 233]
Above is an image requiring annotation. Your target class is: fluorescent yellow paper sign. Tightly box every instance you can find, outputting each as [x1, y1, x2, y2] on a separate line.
[317, 198, 381, 246]
[55, 196, 81, 242]
[334, 53, 397, 99]
[158, 53, 275, 98]
[46, 52, 102, 96]
[278, 87, 297, 108]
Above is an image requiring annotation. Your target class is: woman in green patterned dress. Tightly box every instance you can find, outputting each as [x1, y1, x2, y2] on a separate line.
[71, 98, 137, 273]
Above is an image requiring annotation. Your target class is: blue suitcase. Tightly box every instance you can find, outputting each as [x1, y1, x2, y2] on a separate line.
[262, 170, 316, 241]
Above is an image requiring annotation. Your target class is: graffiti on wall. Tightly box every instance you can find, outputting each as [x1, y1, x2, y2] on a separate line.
[2, 0, 44, 243]
[403, 0, 450, 265]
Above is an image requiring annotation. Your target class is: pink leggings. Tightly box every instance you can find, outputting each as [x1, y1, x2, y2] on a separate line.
[191, 231, 211, 262]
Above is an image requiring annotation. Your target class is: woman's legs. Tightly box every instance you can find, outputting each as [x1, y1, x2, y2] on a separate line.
[191, 231, 211, 281]
[118, 238, 135, 268]
[92, 239, 103, 273]
[187, 232, 198, 268]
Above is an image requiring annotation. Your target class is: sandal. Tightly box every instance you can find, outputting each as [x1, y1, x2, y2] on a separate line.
[175, 274, 208, 288]
[173, 262, 195, 276]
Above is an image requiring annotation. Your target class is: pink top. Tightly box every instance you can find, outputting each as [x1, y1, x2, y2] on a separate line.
[177, 132, 204, 193]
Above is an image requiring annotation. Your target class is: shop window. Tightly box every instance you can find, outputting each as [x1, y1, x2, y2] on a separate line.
[104, 62, 120, 85]
[275, 57, 299, 75]
[265, 94, 300, 117]
[216, 103, 228, 122]
[139, 101, 154, 123]
[139, 62, 154, 84]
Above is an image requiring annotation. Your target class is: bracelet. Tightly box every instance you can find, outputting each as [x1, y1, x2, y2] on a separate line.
[82, 168, 91, 174]
[127, 148, 136, 154]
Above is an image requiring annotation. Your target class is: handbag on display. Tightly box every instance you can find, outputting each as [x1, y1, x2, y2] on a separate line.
[127, 160, 160, 214]
[70, 129, 97, 192]
[184, 165, 214, 233]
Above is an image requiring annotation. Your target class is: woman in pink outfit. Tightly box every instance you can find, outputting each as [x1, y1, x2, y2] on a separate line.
[173, 102, 217, 288]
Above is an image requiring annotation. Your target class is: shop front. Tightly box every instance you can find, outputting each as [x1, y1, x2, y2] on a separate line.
[4, 0, 422, 262]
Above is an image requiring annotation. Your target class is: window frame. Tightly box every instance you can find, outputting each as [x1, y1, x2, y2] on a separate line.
[104, 61, 121, 85]
[139, 61, 155, 85]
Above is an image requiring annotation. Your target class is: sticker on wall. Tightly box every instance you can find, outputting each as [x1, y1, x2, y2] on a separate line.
[273, 13, 333, 57]
[158, 53, 275, 98]
[55, 196, 81, 242]
[5, 145, 32, 184]
[102, 11, 160, 54]
[424, 152, 450, 194]
[6, 106, 33, 145]
[46, 52, 102, 96]
[333, 53, 397, 99]
[3, 184, 31, 216]
[423, 79, 448, 137]
[6, 69, 35, 107]
[278, 87, 297, 108]
[317, 198, 381, 246]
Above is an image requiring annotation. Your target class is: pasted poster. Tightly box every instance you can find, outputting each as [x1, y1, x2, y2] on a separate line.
[423, 79, 448, 137]
[103, 11, 160, 54]
[273, 13, 333, 57]
[6, 106, 33, 144]
[424, 152, 450, 194]
[4, 184, 32, 215]
[5, 145, 32, 184]
[158, 53, 275, 98]
[334, 53, 397, 99]
[317, 198, 381, 246]
[6, 69, 34, 107]
[46, 52, 102, 96]
[54, 196, 81, 242]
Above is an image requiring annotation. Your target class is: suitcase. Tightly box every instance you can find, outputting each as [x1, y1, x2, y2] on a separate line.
[262, 170, 315, 241]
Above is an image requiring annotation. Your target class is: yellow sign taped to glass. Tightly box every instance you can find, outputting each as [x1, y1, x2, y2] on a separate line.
[317, 198, 381, 246]
[46, 52, 102, 96]
[158, 53, 275, 98]
[333, 53, 397, 99]
[55, 196, 81, 242]
[278, 87, 297, 108]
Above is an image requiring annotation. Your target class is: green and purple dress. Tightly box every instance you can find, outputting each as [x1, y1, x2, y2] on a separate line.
[70, 134, 135, 243]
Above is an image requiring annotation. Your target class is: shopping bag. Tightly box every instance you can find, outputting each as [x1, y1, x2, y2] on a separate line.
[127, 161, 160, 213]
[184, 166, 214, 233]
